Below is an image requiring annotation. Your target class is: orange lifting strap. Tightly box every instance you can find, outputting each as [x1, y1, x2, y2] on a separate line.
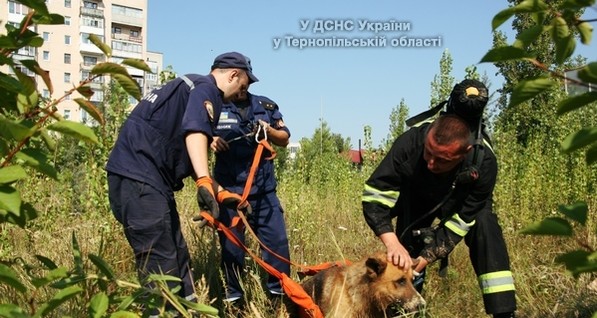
[200, 136, 351, 318]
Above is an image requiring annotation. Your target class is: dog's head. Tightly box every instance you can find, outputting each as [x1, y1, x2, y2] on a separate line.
[364, 253, 426, 313]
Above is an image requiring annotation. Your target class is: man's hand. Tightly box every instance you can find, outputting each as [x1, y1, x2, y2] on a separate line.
[379, 232, 413, 270]
[210, 136, 229, 153]
[194, 176, 219, 227]
[413, 256, 429, 274]
[217, 190, 252, 214]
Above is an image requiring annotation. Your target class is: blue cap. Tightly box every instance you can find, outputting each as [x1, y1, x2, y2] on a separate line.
[211, 52, 258, 83]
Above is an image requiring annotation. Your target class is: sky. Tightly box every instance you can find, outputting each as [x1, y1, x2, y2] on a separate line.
[146, 1, 596, 148]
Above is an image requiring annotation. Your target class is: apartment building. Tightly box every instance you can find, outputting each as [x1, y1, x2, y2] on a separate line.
[1, 0, 162, 123]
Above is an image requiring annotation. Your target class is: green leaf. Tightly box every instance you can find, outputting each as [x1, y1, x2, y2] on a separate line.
[555, 250, 597, 278]
[555, 34, 576, 65]
[4, 202, 38, 228]
[0, 73, 24, 93]
[73, 98, 104, 125]
[587, 143, 597, 165]
[0, 185, 21, 214]
[577, 22, 593, 45]
[513, 24, 544, 49]
[88, 34, 111, 57]
[561, 127, 597, 153]
[0, 117, 32, 141]
[35, 255, 58, 270]
[28, 36, 44, 48]
[110, 311, 140, 318]
[30, 267, 69, 288]
[551, 17, 570, 41]
[36, 285, 83, 317]
[88, 254, 115, 280]
[45, 120, 99, 144]
[509, 76, 556, 107]
[179, 297, 219, 316]
[520, 217, 573, 236]
[577, 62, 597, 84]
[492, 8, 515, 30]
[39, 129, 57, 152]
[0, 263, 27, 293]
[14, 68, 37, 95]
[14, 148, 58, 180]
[76, 85, 94, 99]
[31, 13, 65, 25]
[122, 58, 152, 72]
[20, 60, 52, 94]
[71, 233, 84, 276]
[558, 202, 588, 225]
[89, 292, 109, 318]
[91, 62, 129, 77]
[480, 46, 535, 63]
[513, 0, 549, 13]
[557, 91, 597, 115]
[0, 303, 27, 317]
[113, 73, 141, 101]
[0, 166, 27, 185]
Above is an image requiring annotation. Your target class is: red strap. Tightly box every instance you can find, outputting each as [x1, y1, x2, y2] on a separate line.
[200, 211, 324, 318]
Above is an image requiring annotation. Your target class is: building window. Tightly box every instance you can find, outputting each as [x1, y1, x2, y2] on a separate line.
[83, 1, 98, 9]
[64, 0, 71, 8]
[65, 16, 71, 25]
[43, 51, 50, 61]
[130, 30, 139, 37]
[112, 26, 121, 34]
[64, 72, 71, 83]
[64, 35, 71, 45]
[8, 1, 29, 14]
[64, 53, 71, 64]
[42, 89, 50, 98]
[42, 32, 50, 41]
[83, 56, 98, 66]
[64, 109, 71, 119]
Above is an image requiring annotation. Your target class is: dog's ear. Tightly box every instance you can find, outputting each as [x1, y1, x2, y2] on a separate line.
[365, 255, 387, 279]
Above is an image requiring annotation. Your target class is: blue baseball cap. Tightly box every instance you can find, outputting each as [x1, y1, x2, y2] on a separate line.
[211, 52, 258, 83]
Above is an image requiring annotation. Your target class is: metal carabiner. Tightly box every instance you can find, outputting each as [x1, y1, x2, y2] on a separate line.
[255, 122, 268, 142]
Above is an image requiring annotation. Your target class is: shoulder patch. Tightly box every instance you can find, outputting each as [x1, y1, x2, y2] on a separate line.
[204, 100, 214, 122]
[258, 99, 277, 111]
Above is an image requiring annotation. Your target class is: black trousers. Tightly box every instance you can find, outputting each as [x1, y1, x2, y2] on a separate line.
[398, 209, 516, 315]
[107, 173, 195, 314]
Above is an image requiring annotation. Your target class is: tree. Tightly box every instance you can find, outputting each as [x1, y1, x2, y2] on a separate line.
[481, 2, 597, 315]
[429, 49, 455, 107]
[489, 0, 587, 146]
[382, 99, 410, 151]
[160, 65, 177, 85]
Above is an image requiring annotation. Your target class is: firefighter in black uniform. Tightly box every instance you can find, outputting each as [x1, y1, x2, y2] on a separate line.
[362, 80, 516, 318]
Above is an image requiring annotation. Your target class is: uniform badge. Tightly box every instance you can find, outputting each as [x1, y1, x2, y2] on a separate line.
[204, 100, 214, 122]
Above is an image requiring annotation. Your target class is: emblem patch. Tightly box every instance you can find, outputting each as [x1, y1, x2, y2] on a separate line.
[204, 100, 214, 122]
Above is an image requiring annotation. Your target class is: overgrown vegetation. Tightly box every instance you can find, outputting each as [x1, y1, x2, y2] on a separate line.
[1, 0, 596, 317]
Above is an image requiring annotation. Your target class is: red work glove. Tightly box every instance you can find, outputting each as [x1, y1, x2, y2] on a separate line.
[217, 190, 252, 215]
[194, 176, 219, 227]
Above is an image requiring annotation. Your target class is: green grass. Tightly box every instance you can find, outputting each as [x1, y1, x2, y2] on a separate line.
[1, 138, 596, 317]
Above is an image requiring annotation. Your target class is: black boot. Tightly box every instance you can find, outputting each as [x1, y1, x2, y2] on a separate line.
[493, 312, 515, 318]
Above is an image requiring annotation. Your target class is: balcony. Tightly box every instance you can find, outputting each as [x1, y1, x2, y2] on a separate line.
[81, 7, 104, 18]
[112, 13, 143, 27]
[112, 33, 143, 44]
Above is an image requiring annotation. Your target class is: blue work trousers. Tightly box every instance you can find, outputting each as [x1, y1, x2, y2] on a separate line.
[107, 173, 195, 304]
[217, 191, 290, 300]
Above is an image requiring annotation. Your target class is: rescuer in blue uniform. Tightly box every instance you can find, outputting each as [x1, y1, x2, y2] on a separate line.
[106, 52, 257, 316]
[210, 90, 291, 308]
[362, 80, 516, 318]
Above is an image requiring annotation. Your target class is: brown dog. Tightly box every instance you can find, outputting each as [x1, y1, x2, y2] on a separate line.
[299, 253, 425, 318]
